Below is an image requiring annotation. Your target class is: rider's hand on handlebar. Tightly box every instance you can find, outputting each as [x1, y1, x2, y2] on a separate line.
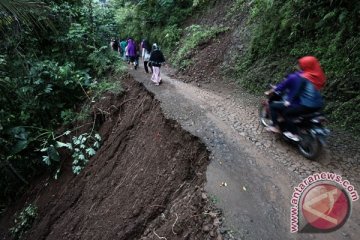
[265, 89, 273, 95]
[284, 100, 291, 107]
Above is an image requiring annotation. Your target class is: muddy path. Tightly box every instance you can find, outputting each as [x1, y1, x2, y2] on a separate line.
[129, 64, 360, 240]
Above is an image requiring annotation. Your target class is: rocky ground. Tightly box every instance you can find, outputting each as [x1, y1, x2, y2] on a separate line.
[129, 63, 360, 240]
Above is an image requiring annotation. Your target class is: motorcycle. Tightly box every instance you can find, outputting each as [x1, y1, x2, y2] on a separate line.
[259, 89, 330, 160]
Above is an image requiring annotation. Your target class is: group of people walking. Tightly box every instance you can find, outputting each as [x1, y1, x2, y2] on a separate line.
[110, 38, 165, 86]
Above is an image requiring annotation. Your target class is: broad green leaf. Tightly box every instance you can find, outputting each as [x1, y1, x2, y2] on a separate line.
[44, 84, 53, 93]
[73, 137, 81, 145]
[10, 140, 28, 155]
[40, 147, 48, 152]
[42, 156, 50, 165]
[95, 133, 101, 141]
[56, 141, 72, 150]
[47, 146, 60, 162]
[86, 147, 96, 156]
[80, 136, 87, 144]
[93, 141, 100, 149]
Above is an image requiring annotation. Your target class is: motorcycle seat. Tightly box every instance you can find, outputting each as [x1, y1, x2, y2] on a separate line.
[300, 112, 323, 119]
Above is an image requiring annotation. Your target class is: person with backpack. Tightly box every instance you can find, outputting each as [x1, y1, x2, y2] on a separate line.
[149, 43, 165, 85]
[265, 56, 326, 141]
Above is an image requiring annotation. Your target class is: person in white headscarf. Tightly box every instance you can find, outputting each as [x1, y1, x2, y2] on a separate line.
[149, 43, 165, 85]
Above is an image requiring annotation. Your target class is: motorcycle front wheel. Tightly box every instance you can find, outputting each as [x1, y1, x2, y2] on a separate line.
[298, 131, 321, 160]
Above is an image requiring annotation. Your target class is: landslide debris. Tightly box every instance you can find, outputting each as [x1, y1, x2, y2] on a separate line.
[0, 76, 222, 240]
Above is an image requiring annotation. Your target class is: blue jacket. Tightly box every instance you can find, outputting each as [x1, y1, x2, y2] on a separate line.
[299, 79, 324, 108]
[275, 71, 323, 108]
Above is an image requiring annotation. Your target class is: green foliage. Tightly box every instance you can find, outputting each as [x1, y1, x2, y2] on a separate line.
[61, 109, 78, 125]
[90, 78, 124, 99]
[172, 24, 229, 69]
[161, 24, 181, 50]
[39, 129, 102, 175]
[0, 0, 126, 208]
[88, 46, 120, 76]
[234, 0, 360, 133]
[70, 132, 101, 175]
[111, 0, 195, 51]
[9, 204, 38, 240]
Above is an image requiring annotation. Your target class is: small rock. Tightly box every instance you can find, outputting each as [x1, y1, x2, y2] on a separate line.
[209, 230, 215, 237]
[213, 217, 221, 227]
[203, 225, 211, 232]
[202, 193, 208, 200]
[209, 212, 217, 218]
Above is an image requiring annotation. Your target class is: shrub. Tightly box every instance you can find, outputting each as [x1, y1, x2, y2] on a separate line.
[9, 204, 38, 240]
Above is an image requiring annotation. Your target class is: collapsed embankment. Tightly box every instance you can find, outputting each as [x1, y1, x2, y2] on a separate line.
[0, 76, 221, 240]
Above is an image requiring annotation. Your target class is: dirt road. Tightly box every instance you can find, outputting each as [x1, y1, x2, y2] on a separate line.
[129, 65, 360, 240]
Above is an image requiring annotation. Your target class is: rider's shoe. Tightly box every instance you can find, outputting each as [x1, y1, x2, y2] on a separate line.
[283, 131, 300, 141]
[265, 126, 280, 133]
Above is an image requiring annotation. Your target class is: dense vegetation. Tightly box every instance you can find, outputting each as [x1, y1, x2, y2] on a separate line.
[109, 0, 218, 53]
[0, 0, 211, 217]
[232, 0, 360, 133]
[1, 0, 359, 225]
[0, 0, 124, 211]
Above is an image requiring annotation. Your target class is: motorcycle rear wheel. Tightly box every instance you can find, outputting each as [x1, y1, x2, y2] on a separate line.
[259, 104, 273, 127]
[298, 131, 321, 160]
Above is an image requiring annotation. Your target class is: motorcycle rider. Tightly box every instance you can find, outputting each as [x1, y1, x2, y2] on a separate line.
[265, 56, 326, 141]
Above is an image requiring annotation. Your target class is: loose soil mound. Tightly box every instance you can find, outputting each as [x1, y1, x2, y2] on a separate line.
[0, 76, 221, 240]
[177, 1, 244, 85]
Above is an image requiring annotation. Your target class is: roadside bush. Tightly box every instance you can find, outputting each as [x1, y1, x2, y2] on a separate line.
[0, 0, 125, 210]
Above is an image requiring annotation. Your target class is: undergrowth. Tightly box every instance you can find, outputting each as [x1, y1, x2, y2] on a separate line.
[9, 204, 38, 240]
[172, 24, 229, 70]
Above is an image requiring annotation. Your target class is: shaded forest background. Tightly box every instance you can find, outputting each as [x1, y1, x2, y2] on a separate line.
[0, 0, 359, 223]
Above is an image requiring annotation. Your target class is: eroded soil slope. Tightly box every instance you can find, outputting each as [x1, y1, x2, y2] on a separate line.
[0, 76, 219, 240]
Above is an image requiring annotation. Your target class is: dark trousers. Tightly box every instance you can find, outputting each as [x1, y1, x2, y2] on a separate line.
[283, 106, 321, 134]
[144, 61, 151, 73]
[270, 101, 286, 126]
